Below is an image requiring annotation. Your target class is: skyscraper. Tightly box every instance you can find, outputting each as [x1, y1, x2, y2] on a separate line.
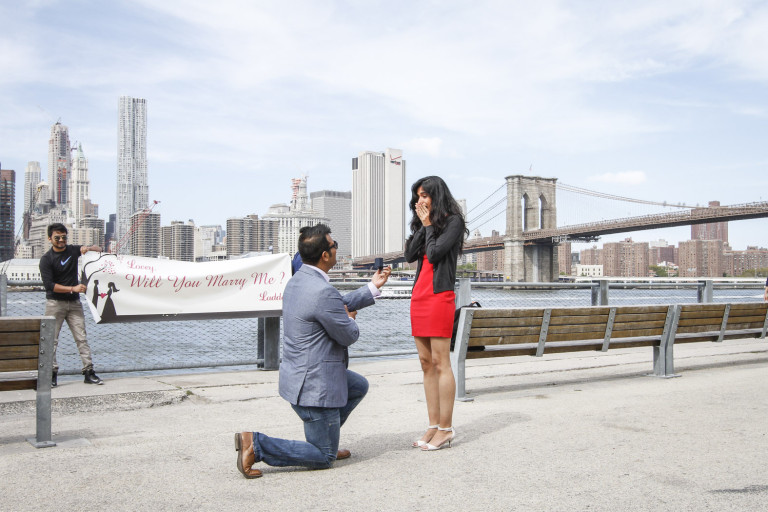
[117, 96, 148, 254]
[69, 144, 90, 227]
[0, 167, 16, 261]
[226, 215, 279, 258]
[23, 161, 41, 239]
[105, 213, 116, 252]
[130, 210, 160, 258]
[162, 220, 195, 262]
[262, 176, 328, 254]
[48, 121, 71, 205]
[351, 148, 406, 258]
[310, 190, 351, 259]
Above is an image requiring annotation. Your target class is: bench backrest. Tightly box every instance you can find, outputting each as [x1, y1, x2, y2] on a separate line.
[675, 302, 768, 341]
[467, 305, 672, 349]
[0, 317, 47, 391]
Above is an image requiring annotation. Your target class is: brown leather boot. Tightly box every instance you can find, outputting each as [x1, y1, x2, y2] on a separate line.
[234, 432, 262, 479]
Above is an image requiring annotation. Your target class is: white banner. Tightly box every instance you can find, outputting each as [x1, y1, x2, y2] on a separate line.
[80, 252, 290, 323]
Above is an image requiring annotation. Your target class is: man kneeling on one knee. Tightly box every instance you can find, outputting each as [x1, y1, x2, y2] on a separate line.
[235, 224, 391, 478]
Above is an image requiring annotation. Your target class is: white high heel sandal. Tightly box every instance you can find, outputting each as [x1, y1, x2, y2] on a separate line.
[422, 427, 455, 451]
[412, 425, 439, 448]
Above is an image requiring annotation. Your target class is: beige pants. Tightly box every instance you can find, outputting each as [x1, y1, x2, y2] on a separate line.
[45, 299, 94, 372]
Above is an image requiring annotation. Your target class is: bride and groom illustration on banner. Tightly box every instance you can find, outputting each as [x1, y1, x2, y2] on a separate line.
[81, 253, 123, 324]
[90, 279, 120, 322]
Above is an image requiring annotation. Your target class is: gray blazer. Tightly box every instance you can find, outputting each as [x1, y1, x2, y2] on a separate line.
[279, 265, 375, 408]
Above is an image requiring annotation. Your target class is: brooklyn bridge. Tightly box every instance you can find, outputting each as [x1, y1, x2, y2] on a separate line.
[353, 175, 768, 281]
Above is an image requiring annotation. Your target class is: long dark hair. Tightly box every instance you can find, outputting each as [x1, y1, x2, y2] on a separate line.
[408, 175, 468, 243]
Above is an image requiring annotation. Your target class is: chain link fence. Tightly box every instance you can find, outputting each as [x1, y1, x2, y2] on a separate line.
[2, 277, 764, 375]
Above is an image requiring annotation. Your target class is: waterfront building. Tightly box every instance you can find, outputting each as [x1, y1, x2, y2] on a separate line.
[162, 220, 194, 262]
[14, 243, 34, 259]
[117, 96, 149, 254]
[580, 245, 602, 266]
[70, 215, 105, 249]
[475, 230, 503, 272]
[574, 264, 603, 277]
[68, 144, 92, 227]
[557, 241, 573, 275]
[27, 202, 69, 258]
[310, 190, 351, 259]
[36, 182, 51, 205]
[1, 258, 42, 282]
[648, 239, 677, 266]
[195, 224, 226, 261]
[130, 210, 160, 258]
[226, 215, 279, 258]
[23, 161, 41, 239]
[105, 213, 116, 252]
[725, 246, 768, 277]
[0, 167, 15, 261]
[351, 148, 406, 258]
[691, 201, 728, 244]
[47, 121, 71, 205]
[263, 176, 328, 255]
[678, 239, 724, 278]
[602, 238, 649, 277]
[458, 229, 481, 268]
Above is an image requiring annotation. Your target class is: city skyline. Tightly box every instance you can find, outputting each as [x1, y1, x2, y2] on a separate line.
[1, 1, 767, 251]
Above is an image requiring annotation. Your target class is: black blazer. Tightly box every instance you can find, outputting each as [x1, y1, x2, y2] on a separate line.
[404, 214, 465, 294]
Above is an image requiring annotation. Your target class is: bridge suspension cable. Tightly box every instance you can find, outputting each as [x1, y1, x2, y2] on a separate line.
[467, 198, 507, 232]
[470, 209, 506, 232]
[465, 183, 506, 233]
[557, 182, 695, 209]
[465, 183, 505, 215]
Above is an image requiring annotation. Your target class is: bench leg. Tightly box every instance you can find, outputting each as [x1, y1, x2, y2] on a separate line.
[651, 305, 680, 379]
[451, 309, 474, 402]
[451, 350, 473, 402]
[28, 388, 56, 448]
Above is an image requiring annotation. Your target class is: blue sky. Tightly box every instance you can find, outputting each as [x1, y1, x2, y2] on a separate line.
[1, 0, 767, 252]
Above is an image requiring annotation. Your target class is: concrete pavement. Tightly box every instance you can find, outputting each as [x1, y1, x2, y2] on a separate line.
[1, 338, 768, 511]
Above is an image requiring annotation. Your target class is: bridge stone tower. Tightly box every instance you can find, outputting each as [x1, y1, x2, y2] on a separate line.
[504, 175, 559, 282]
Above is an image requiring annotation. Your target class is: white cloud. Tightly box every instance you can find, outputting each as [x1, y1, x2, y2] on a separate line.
[588, 171, 647, 185]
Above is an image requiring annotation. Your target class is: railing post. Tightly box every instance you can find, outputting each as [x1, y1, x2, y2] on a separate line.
[456, 278, 471, 308]
[256, 318, 265, 368]
[697, 280, 713, 303]
[0, 273, 7, 315]
[262, 316, 281, 370]
[599, 279, 609, 305]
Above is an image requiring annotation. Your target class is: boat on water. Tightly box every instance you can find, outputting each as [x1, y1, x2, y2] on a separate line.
[379, 287, 412, 299]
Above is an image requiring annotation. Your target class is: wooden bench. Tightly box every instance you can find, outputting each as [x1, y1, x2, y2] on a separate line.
[663, 302, 768, 374]
[0, 316, 56, 447]
[450, 303, 768, 400]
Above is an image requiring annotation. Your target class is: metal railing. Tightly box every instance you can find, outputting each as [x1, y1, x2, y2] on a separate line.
[1, 276, 764, 375]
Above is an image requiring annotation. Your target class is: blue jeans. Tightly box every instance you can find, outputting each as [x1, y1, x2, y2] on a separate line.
[252, 370, 369, 469]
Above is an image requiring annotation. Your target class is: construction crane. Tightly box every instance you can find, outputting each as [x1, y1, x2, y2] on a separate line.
[112, 200, 161, 255]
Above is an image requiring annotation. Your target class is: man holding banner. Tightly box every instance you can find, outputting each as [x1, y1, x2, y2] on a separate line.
[235, 224, 391, 478]
[39, 223, 104, 387]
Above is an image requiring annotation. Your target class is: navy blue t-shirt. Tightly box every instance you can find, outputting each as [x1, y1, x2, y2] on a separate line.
[39, 245, 82, 300]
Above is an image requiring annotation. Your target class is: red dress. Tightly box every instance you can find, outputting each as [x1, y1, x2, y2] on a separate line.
[410, 255, 456, 338]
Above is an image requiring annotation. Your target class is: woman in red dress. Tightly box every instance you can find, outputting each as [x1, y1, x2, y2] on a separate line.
[404, 176, 467, 451]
